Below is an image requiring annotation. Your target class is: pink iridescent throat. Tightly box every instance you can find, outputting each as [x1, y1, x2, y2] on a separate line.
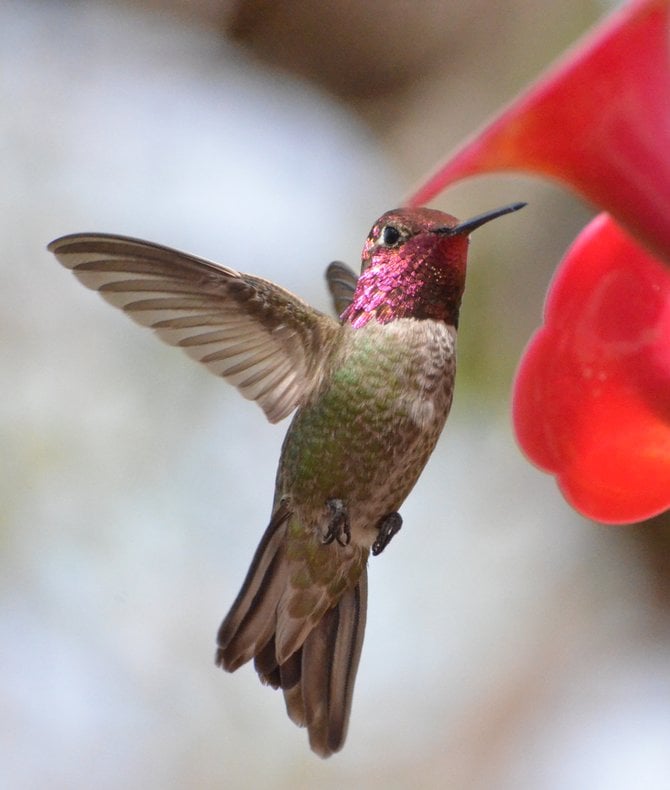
[342, 234, 468, 329]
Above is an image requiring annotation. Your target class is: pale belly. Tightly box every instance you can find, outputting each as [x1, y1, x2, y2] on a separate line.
[276, 319, 456, 547]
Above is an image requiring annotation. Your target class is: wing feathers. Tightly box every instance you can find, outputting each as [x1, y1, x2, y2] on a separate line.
[48, 233, 340, 423]
[325, 260, 358, 318]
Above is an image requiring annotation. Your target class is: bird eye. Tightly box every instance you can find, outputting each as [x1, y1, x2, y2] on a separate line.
[380, 225, 402, 246]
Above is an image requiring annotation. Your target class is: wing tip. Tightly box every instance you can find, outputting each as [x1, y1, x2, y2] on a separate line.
[47, 232, 111, 253]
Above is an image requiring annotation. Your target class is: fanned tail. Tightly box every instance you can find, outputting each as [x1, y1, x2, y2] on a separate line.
[215, 502, 368, 758]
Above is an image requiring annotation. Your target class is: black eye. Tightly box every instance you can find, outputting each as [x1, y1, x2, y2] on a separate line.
[381, 225, 402, 246]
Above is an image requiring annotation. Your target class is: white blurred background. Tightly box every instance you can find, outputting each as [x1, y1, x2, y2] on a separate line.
[3, 1, 670, 787]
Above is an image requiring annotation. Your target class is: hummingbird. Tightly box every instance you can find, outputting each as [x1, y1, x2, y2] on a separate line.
[48, 200, 524, 757]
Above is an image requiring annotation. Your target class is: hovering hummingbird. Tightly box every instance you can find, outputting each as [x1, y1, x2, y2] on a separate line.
[48, 200, 524, 757]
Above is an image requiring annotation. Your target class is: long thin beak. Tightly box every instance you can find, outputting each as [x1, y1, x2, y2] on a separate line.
[434, 201, 527, 236]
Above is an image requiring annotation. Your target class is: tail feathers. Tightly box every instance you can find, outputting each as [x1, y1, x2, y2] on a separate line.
[216, 502, 291, 672]
[299, 569, 368, 756]
[254, 570, 368, 757]
[215, 503, 368, 758]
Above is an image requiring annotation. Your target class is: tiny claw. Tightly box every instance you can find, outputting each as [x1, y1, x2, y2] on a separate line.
[323, 498, 351, 547]
[372, 512, 402, 556]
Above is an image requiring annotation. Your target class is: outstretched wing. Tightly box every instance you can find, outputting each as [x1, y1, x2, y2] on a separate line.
[325, 261, 358, 319]
[49, 233, 340, 423]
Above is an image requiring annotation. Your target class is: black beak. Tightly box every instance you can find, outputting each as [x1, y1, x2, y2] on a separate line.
[434, 201, 527, 236]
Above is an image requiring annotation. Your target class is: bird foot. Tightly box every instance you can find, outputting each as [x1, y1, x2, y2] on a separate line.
[323, 498, 351, 547]
[372, 511, 403, 556]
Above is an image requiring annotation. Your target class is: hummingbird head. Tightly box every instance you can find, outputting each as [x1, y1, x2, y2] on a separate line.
[342, 202, 525, 329]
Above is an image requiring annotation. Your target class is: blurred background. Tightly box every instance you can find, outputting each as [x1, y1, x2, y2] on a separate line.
[3, 0, 670, 787]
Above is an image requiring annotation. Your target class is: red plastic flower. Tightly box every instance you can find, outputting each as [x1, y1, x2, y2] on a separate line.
[407, 0, 670, 522]
[513, 214, 670, 523]
[409, 0, 670, 263]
